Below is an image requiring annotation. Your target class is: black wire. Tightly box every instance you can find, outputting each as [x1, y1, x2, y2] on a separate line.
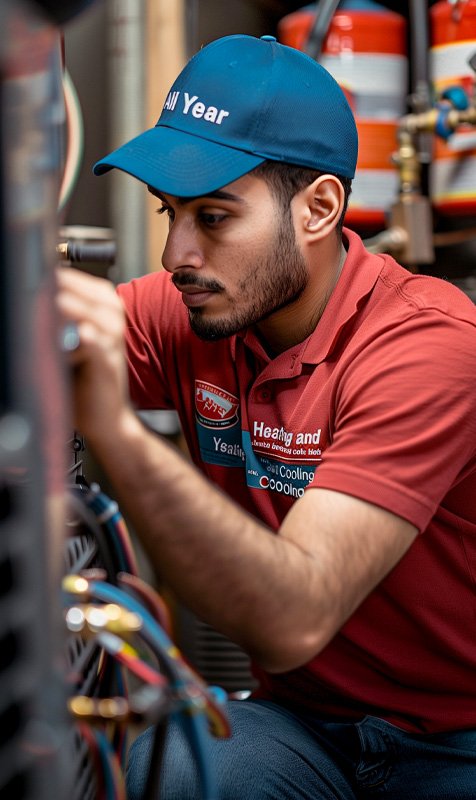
[144, 717, 169, 800]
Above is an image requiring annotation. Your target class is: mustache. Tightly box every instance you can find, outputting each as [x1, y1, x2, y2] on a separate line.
[171, 273, 224, 293]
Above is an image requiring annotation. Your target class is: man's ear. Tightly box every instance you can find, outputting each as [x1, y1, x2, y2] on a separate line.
[296, 174, 345, 240]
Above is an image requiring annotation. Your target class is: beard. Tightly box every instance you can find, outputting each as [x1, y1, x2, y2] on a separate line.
[174, 209, 308, 341]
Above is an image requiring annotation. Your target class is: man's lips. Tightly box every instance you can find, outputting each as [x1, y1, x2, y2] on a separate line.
[177, 285, 216, 307]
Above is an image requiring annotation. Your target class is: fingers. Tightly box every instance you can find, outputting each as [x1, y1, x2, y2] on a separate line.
[56, 267, 126, 355]
[56, 267, 122, 320]
[55, 268, 131, 440]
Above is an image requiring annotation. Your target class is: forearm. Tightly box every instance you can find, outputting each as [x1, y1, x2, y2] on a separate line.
[86, 408, 325, 672]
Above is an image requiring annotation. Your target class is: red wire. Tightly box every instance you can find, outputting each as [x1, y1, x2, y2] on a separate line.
[111, 647, 167, 687]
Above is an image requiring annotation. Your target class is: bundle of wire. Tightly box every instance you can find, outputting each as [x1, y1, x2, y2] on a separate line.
[64, 573, 231, 800]
[82, 482, 139, 577]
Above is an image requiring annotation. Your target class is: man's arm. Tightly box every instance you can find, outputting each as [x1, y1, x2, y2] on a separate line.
[56, 268, 417, 673]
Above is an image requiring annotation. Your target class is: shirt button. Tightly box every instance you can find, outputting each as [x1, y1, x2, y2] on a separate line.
[258, 389, 271, 401]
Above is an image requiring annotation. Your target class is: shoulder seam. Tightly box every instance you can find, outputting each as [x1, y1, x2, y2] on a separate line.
[377, 270, 476, 327]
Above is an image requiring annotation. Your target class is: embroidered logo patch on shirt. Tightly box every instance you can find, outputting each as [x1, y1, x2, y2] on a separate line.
[195, 380, 239, 428]
[195, 380, 244, 467]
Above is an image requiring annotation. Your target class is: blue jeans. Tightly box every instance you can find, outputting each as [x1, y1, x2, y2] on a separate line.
[126, 698, 476, 799]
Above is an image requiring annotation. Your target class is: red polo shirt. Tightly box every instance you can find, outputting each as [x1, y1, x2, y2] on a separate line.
[118, 228, 476, 733]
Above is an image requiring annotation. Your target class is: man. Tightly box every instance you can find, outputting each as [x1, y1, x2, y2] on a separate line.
[57, 34, 476, 800]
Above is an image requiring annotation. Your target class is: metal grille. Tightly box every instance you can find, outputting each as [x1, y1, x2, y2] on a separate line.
[176, 609, 257, 694]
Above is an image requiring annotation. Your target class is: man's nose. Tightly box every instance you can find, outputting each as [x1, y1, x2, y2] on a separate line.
[161, 222, 204, 273]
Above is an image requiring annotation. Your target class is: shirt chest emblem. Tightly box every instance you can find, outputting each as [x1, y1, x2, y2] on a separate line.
[195, 380, 239, 428]
[195, 380, 243, 468]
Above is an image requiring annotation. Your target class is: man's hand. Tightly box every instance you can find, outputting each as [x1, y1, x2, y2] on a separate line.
[56, 267, 133, 444]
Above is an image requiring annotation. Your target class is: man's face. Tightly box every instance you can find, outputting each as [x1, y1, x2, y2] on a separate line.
[154, 174, 309, 340]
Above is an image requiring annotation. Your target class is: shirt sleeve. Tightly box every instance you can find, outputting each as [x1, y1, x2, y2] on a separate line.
[310, 309, 476, 532]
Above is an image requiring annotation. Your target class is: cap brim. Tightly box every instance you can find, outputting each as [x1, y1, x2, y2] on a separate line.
[93, 125, 266, 197]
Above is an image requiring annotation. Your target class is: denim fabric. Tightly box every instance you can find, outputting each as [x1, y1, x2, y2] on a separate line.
[126, 699, 476, 799]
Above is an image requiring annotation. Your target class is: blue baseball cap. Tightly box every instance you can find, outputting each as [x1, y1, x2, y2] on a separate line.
[93, 34, 358, 196]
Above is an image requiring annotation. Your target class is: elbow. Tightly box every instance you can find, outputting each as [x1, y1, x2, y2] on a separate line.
[247, 627, 329, 674]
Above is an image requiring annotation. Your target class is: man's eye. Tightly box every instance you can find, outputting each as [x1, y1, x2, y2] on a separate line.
[200, 213, 227, 226]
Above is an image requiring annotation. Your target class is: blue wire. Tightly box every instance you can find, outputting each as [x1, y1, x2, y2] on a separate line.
[179, 710, 218, 800]
[85, 489, 130, 573]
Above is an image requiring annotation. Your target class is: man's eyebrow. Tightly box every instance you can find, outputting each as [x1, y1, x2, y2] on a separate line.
[147, 186, 245, 205]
